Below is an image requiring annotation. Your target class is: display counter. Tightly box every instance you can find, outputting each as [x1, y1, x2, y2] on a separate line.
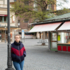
[57, 43, 70, 52]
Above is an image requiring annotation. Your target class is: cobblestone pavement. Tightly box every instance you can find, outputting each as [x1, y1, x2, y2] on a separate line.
[0, 39, 70, 70]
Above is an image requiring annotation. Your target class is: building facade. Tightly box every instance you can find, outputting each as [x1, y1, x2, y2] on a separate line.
[0, 0, 19, 42]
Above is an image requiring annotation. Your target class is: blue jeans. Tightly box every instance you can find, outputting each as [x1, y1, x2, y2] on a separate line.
[13, 60, 24, 70]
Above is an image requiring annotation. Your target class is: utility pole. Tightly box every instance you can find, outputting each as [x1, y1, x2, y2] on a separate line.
[5, 0, 14, 70]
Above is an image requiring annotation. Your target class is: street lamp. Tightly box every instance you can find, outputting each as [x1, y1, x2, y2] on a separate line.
[5, 0, 14, 70]
[5, 25, 6, 43]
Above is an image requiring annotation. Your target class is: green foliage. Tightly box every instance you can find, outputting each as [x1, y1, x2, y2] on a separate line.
[11, 0, 68, 22]
[56, 8, 70, 15]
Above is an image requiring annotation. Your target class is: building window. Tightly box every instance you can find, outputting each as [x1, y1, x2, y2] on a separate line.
[12, 15, 15, 23]
[18, 20, 20, 23]
[33, 0, 38, 11]
[4, 16, 6, 22]
[18, 20, 20, 26]
[0, 16, 2, 22]
[0, 0, 4, 4]
[0, 16, 7, 23]
[24, 19, 29, 23]
[47, 4, 52, 10]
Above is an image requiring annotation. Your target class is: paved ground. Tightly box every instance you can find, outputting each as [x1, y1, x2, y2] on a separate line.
[0, 39, 70, 70]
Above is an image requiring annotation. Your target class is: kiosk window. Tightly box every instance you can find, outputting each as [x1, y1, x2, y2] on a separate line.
[52, 33, 57, 41]
[58, 32, 70, 44]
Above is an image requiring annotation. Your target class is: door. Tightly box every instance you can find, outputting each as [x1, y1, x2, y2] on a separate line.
[51, 32, 57, 51]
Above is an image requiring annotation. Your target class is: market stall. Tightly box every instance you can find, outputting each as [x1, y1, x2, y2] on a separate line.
[50, 21, 70, 52]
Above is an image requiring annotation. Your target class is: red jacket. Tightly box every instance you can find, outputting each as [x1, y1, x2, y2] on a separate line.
[11, 41, 26, 62]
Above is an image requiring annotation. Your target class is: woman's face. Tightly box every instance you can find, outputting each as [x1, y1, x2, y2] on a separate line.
[15, 35, 20, 43]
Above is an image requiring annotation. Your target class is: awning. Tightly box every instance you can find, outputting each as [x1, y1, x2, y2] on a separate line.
[29, 22, 61, 32]
[0, 14, 7, 16]
[58, 21, 70, 30]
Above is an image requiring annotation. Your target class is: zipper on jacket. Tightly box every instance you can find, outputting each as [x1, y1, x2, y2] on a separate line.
[18, 46, 21, 62]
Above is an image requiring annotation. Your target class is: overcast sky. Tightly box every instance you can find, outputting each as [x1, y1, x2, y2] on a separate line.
[57, 0, 70, 10]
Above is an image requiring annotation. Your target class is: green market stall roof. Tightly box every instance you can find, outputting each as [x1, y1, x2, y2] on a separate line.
[32, 13, 70, 25]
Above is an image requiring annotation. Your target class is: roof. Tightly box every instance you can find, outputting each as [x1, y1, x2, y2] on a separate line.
[32, 13, 70, 25]
[45, 13, 70, 21]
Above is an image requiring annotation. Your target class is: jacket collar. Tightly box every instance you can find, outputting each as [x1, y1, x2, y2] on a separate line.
[14, 41, 21, 46]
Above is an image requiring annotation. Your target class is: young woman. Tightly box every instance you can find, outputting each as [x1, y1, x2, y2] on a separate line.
[11, 34, 26, 70]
